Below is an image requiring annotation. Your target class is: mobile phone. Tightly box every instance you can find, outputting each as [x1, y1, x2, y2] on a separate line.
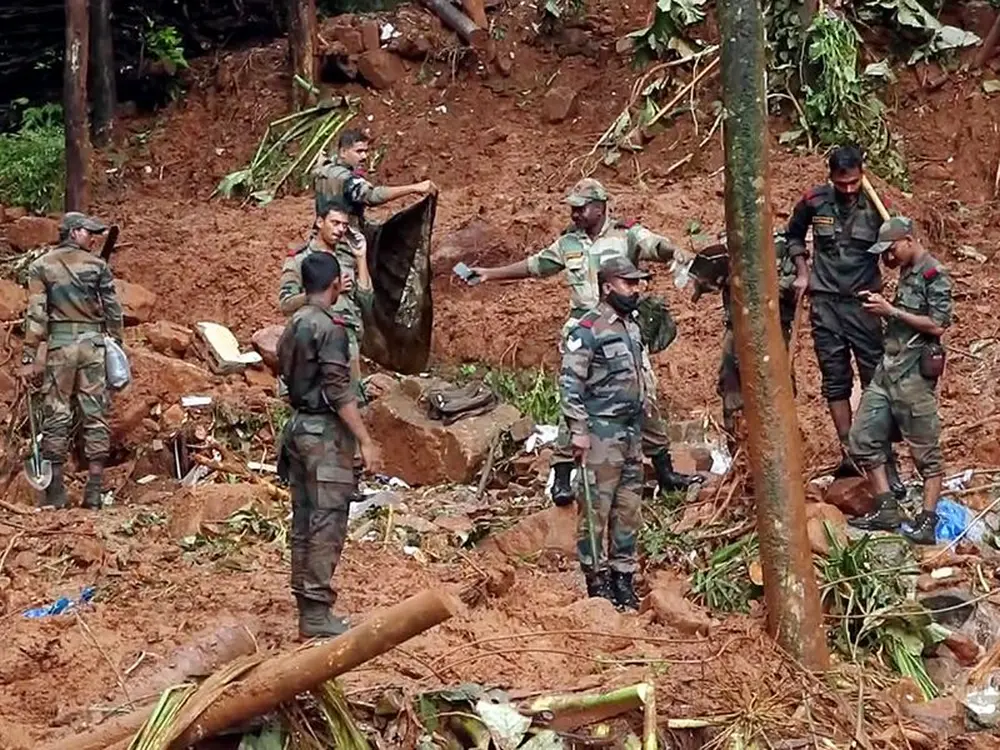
[453, 262, 482, 286]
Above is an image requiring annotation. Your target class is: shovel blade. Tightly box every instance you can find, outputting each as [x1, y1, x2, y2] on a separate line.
[24, 457, 53, 491]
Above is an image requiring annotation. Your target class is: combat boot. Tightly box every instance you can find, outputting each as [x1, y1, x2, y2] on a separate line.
[652, 451, 703, 493]
[885, 453, 907, 501]
[848, 492, 903, 532]
[83, 466, 104, 509]
[901, 511, 938, 545]
[551, 463, 575, 507]
[609, 571, 640, 612]
[41, 463, 67, 509]
[583, 568, 615, 605]
[297, 597, 350, 639]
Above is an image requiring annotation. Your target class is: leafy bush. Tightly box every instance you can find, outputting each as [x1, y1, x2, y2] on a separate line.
[145, 22, 188, 69]
[0, 101, 65, 213]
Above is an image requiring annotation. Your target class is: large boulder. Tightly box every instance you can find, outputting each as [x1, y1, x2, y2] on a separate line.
[144, 320, 192, 356]
[823, 476, 874, 517]
[805, 502, 848, 556]
[251, 324, 284, 373]
[480, 505, 577, 559]
[357, 49, 405, 90]
[7, 216, 59, 251]
[366, 377, 521, 485]
[115, 279, 157, 325]
[0, 279, 27, 321]
[129, 348, 215, 400]
[168, 483, 272, 540]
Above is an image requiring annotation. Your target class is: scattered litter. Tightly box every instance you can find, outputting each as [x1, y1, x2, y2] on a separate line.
[181, 395, 213, 408]
[930, 566, 956, 579]
[709, 442, 733, 475]
[349, 490, 402, 520]
[435, 105, 448, 114]
[922, 498, 988, 544]
[965, 677, 1000, 729]
[475, 699, 531, 749]
[956, 245, 988, 263]
[402, 545, 428, 563]
[24, 586, 96, 619]
[380, 22, 400, 41]
[524, 425, 558, 453]
[136, 474, 158, 485]
[811, 474, 835, 490]
[247, 462, 277, 474]
[196, 322, 263, 374]
[180, 463, 212, 488]
[944, 469, 974, 492]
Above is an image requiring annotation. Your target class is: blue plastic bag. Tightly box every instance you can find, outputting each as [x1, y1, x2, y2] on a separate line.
[923, 498, 985, 545]
[23, 586, 95, 619]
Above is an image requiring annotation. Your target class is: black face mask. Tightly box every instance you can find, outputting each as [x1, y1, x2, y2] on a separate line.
[607, 290, 640, 316]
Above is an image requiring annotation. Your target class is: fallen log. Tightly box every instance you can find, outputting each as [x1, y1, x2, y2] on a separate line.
[420, 0, 489, 52]
[460, 0, 488, 28]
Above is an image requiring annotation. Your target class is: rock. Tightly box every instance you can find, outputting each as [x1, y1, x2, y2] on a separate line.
[686, 445, 714, 473]
[362, 372, 397, 401]
[7, 216, 59, 251]
[70, 537, 104, 567]
[4, 206, 28, 222]
[435, 218, 493, 264]
[329, 25, 364, 55]
[111, 397, 157, 446]
[924, 652, 967, 696]
[542, 86, 578, 124]
[481, 505, 577, 559]
[4, 472, 38, 509]
[823, 476, 874, 517]
[243, 367, 274, 393]
[943, 630, 982, 666]
[357, 49, 405, 90]
[168, 483, 272, 540]
[366, 377, 521, 485]
[129, 349, 214, 400]
[115, 280, 157, 325]
[392, 34, 433, 61]
[145, 320, 192, 356]
[161, 404, 185, 432]
[0, 369, 17, 405]
[642, 574, 712, 635]
[805, 502, 848, 556]
[361, 21, 381, 52]
[251, 325, 284, 374]
[902, 697, 965, 743]
[509, 415, 536, 443]
[0, 279, 27, 321]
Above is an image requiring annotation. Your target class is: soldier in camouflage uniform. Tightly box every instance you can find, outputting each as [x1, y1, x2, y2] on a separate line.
[279, 199, 373, 384]
[561, 256, 651, 611]
[786, 146, 904, 494]
[312, 128, 436, 254]
[20, 213, 123, 510]
[277, 252, 382, 638]
[471, 179, 702, 505]
[848, 218, 952, 545]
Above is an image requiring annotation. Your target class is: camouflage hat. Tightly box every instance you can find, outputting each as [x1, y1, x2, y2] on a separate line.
[564, 178, 609, 207]
[869, 216, 913, 254]
[598, 256, 651, 283]
[61, 212, 107, 234]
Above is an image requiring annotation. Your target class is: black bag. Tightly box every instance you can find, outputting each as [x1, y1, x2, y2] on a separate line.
[426, 381, 498, 425]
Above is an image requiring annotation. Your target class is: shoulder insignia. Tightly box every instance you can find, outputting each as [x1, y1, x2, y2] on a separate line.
[923, 267, 940, 281]
[565, 336, 583, 352]
[617, 219, 638, 229]
[804, 184, 831, 203]
[287, 242, 308, 257]
[331, 314, 346, 326]
[579, 318, 595, 329]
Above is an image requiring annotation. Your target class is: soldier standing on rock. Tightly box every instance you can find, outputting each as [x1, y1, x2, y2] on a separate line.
[313, 128, 437, 254]
[277, 252, 382, 638]
[19, 213, 123, 509]
[786, 146, 905, 495]
[848, 218, 952, 545]
[469, 178, 702, 506]
[560, 256, 652, 611]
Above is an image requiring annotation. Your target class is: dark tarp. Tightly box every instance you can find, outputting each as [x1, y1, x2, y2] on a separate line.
[361, 194, 436, 374]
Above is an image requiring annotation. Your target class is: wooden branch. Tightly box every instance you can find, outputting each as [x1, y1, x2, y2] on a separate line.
[420, 0, 489, 52]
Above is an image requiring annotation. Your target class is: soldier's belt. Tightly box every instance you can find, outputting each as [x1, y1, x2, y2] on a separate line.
[49, 321, 103, 335]
[589, 410, 643, 424]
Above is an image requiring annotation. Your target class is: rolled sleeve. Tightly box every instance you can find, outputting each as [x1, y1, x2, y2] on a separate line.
[23, 263, 47, 358]
[526, 238, 566, 277]
[926, 270, 953, 329]
[99, 264, 124, 341]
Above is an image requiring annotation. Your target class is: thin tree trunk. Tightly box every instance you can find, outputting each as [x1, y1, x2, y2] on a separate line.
[287, 0, 317, 111]
[89, 0, 115, 146]
[973, 12, 1000, 69]
[64, 0, 90, 211]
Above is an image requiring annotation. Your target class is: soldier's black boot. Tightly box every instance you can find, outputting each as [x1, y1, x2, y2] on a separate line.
[609, 571, 640, 612]
[652, 450, 703, 493]
[848, 492, 903, 532]
[583, 568, 615, 605]
[83, 464, 104, 509]
[901, 510, 938, 545]
[297, 597, 350, 639]
[41, 463, 67, 509]
[885, 453, 907, 501]
[551, 463, 575, 507]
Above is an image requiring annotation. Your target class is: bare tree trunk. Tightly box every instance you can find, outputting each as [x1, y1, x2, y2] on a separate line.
[287, 0, 317, 111]
[89, 0, 115, 146]
[64, 0, 91, 211]
[973, 11, 1000, 69]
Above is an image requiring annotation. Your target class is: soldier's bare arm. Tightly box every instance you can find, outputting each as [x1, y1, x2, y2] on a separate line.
[474, 237, 566, 283]
[348, 174, 435, 208]
[98, 263, 124, 342]
[861, 270, 951, 337]
[629, 225, 691, 266]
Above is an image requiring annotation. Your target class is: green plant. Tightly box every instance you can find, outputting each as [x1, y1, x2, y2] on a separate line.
[0, 100, 64, 213]
[690, 533, 762, 613]
[628, 0, 708, 63]
[483, 368, 561, 425]
[145, 22, 188, 69]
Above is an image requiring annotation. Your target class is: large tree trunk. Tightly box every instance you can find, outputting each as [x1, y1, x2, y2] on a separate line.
[287, 0, 317, 111]
[89, 0, 115, 145]
[64, 0, 90, 211]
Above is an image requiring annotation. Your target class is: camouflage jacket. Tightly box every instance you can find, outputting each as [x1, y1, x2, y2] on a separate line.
[24, 240, 124, 359]
[722, 232, 798, 329]
[560, 301, 647, 437]
[312, 157, 389, 227]
[277, 303, 356, 413]
[527, 217, 681, 321]
[278, 238, 373, 334]
[786, 185, 884, 296]
[880, 253, 952, 381]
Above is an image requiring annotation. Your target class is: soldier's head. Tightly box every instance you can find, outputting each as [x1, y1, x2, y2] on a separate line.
[316, 198, 351, 248]
[598, 256, 650, 316]
[302, 250, 342, 307]
[60, 212, 107, 251]
[869, 216, 919, 269]
[828, 146, 865, 203]
[564, 178, 608, 236]
[337, 129, 370, 168]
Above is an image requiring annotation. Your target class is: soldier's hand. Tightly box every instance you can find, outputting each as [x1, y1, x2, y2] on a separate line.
[359, 439, 382, 474]
[418, 180, 438, 196]
[469, 267, 490, 283]
[341, 273, 355, 293]
[571, 433, 591, 465]
[860, 291, 893, 318]
[792, 272, 809, 301]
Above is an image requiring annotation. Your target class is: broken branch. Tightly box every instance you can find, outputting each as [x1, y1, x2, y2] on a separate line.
[419, 0, 489, 52]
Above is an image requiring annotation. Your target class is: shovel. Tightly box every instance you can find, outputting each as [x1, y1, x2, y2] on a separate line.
[23, 393, 52, 491]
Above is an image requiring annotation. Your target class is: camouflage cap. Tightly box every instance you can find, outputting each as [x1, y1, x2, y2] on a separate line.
[564, 178, 609, 207]
[598, 256, 651, 284]
[61, 212, 107, 234]
[869, 216, 913, 254]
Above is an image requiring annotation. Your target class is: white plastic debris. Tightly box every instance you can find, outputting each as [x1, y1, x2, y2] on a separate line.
[181, 395, 213, 408]
[380, 23, 400, 41]
[709, 442, 733, 475]
[525, 425, 559, 453]
[247, 462, 277, 474]
[944, 469, 974, 492]
[434, 104, 448, 114]
[136, 474, 158, 485]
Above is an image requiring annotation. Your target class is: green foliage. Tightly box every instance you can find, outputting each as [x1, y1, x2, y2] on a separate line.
[483, 368, 561, 425]
[628, 0, 708, 63]
[144, 22, 188, 69]
[0, 100, 65, 213]
[690, 533, 762, 613]
[535, 0, 586, 35]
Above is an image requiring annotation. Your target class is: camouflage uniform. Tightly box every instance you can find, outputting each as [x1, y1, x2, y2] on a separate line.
[277, 303, 357, 609]
[312, 156, 390, 253]
[561, 301, 647, 576]
[718, 232, 798, 427]
[23, 224, 123, 466]
[528, 216, 679, 466]
[786, 185, 885, 402]
[278, 237, 373, 382]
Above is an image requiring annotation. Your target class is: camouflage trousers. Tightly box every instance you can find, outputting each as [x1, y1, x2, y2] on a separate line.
[282, 411, 357, 605]
[41, 337, 110, 463]
[575, 417, 644, 573]
[848, 369, 943, 478]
